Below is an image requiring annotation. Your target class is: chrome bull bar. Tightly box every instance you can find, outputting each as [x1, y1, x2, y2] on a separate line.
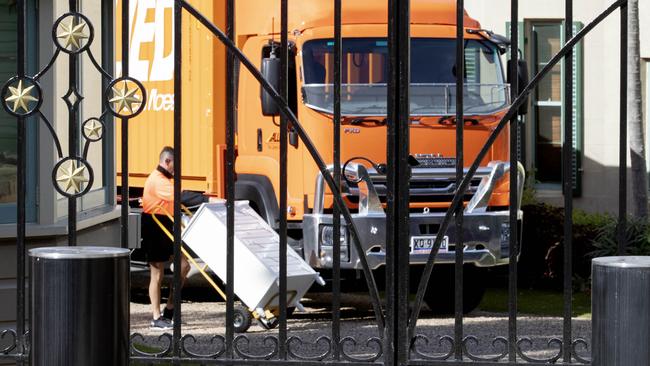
[305, 162, 525, 270]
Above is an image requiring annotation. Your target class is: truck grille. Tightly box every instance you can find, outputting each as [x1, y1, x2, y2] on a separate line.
[344, 167, 490, 205]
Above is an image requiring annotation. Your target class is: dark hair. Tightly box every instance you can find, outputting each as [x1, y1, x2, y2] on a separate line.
[159, 146, 174, 163]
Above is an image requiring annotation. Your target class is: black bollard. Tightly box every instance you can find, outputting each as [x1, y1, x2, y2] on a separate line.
[30, 247, 130, 366]
[592, 256, 650, 366]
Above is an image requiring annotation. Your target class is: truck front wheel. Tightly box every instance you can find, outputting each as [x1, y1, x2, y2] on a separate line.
[415, 265, 486, 315]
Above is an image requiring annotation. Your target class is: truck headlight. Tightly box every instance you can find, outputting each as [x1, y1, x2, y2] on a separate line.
[320, 225, 347, 247]
[319, 225, 349, 262]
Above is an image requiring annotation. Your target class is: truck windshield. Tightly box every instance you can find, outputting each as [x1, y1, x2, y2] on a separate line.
[302, 38, 510, 116]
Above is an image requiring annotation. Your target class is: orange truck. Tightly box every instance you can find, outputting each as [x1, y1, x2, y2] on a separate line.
[117, 0, 526, 312]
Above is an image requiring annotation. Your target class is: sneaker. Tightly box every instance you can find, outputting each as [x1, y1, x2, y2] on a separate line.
[162, 307, 174, 322]
[150, 317, 172, 330]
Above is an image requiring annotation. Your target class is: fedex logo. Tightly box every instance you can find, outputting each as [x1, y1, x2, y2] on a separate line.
[116, 0, 174, 82]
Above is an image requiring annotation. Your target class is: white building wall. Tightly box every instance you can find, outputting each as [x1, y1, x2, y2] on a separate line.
[640, 0, 649, 58]
[466, 0, 644, 214]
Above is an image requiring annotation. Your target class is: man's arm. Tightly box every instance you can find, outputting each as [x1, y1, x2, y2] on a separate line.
[180, 191, 207, 207]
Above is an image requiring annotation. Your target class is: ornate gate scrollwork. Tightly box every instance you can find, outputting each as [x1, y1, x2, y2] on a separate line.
[2, 12, 145, 201]
[1, 0, 634, 364]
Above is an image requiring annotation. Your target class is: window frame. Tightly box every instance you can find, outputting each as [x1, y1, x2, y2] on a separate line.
[56, 0, 116, 218]
[514, 19, 583, 196]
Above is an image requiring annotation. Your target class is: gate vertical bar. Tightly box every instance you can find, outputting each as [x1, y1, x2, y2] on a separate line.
[68, 0, 79, 246]
[16, 0, 26, 362]
[332, 0, 342, 360]
[563, 0, 574, 362]
[508, 0, 519, 361]
[386, 0, 410, 364]
[172, 0, 182, 361]
[120, 0, 130, 249]
[278, 0, 289, 359]
[225, 0, 236, 359]
[618, 1, 628, 254]
[453, 0, 464, 360]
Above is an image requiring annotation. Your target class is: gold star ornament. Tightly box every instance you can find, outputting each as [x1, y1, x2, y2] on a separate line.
[83, 120, 103, 140]
[57, 17, 89, 50]
[56, 160, 89, 194]
[5, 80, 38, 113]
[109, 80, 142, 115]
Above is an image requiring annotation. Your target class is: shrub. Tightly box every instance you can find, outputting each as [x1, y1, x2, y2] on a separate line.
[517, 202, 564, 289]
[589, 217, 650, 257]
[502, 172, 650, 291]
[515, 202, 617, 291]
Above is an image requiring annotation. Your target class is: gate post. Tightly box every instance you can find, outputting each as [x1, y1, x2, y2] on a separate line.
[592, 256, 650, 365]
[29, 247, 130, 366]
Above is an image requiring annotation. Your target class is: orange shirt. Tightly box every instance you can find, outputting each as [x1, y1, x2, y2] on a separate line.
[142, 167, 174, 215]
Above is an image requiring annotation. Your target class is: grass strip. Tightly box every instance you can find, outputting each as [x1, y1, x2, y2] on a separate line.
[479, 287, 591, 319]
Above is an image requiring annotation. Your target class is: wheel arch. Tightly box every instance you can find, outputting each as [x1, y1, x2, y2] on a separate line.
[235, 174, 279, 229]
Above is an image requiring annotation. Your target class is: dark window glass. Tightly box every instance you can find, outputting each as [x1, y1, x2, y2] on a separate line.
[532, 23, 563, 184]
[0, 8, 17, 204]
[301, 38, 507, 116]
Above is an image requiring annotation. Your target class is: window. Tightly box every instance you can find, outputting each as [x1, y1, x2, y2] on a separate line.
[0, 1, 37, 223]
[78, 0, 115, 211]
[55, 0, 116, 217]
[515, 21, 583, 195]
[531, 23, 563, 184]
[0, 10, 18, 205]
[302, 38, 508, 116]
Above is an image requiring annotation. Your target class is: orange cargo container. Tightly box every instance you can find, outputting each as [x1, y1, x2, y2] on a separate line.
[116, 0, 227, 194]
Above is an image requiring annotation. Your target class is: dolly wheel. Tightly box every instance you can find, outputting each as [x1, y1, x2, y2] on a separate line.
[233, 305, 252, 333]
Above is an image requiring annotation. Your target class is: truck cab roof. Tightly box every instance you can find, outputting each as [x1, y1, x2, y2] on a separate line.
[236, 0, 480, 37]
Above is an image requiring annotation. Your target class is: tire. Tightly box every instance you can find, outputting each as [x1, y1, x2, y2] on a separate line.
[416, 265, 486, 315]
[233, 304, 252, 333]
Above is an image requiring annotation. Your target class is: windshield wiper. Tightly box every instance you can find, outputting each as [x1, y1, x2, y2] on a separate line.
[436, 116, 479, 126]
[410, 106, 447, 114]
[343, 117, 387, 126]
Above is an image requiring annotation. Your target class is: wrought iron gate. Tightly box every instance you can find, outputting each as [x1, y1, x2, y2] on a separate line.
[0, 0, 634, 364]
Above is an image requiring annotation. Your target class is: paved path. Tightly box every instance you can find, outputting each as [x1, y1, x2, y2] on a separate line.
[130, 292, 591, 361]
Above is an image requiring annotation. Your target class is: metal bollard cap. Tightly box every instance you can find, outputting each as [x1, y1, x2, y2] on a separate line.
[29, 246, 130, 259]
[593, 256, 650, 268]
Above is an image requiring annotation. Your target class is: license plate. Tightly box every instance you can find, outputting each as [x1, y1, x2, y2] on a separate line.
[410, 235, 448, 254]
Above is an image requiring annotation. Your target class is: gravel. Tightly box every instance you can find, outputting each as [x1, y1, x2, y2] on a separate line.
[130, 292, 591, 361]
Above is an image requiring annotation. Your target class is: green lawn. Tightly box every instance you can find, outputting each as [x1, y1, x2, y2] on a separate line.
[479, 288, 591, 319]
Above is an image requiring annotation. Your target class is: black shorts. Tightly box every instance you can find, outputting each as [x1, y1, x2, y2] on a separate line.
[140, 214, 174, 263]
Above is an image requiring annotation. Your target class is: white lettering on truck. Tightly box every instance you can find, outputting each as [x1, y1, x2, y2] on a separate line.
[116, 0, 174, 82]
[146, 89, 175, 111]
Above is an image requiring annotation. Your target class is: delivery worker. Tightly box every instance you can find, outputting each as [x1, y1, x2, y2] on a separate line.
[141, 146, 191, 330]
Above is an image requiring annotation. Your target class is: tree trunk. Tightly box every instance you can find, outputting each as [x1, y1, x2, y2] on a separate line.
[628, 0, 648, 218]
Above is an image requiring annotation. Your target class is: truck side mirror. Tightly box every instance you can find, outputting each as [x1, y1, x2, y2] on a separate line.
[507, 59, 530, 116]
[261, 56, 281, 116]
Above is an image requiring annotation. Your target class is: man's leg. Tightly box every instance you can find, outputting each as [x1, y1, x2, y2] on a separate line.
[164, 255, 191, 310]
[149, 262, 165, 319]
